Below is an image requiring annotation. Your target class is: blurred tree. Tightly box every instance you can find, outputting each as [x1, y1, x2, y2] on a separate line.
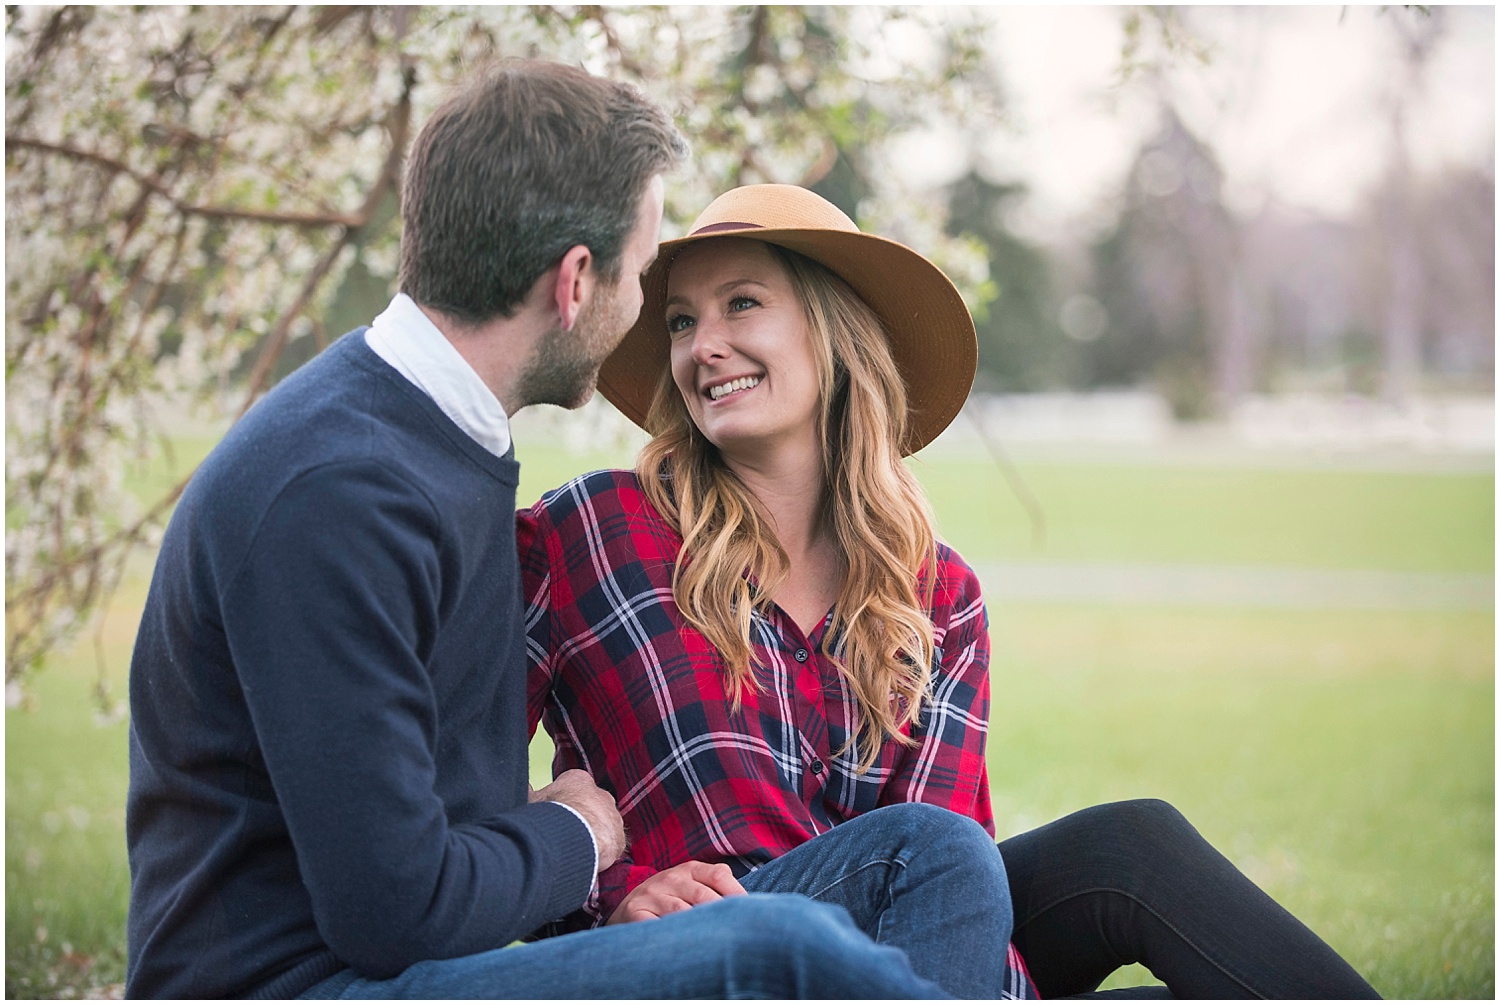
[932, 6, 1212, 394]
[1083, 106, 1249, 419]
[1230, 7, 1488, 399]
[1409, 164, 1495, 383]
[1373, 5, 1445, 403]
[945, 172, 1070, 390]
[4, 5, 999, 693]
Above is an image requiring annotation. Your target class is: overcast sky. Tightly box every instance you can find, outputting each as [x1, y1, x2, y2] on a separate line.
[891, 6, 1495, 239]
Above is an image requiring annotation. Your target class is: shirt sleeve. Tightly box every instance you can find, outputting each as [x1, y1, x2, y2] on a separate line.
[518, 504, 556, 738]
[517, 492, 663, 932]
[877, 551, 996, 837]
[223, 460, 595, 977]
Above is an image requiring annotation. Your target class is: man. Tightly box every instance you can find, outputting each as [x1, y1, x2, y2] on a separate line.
[125, 60, 949, 999]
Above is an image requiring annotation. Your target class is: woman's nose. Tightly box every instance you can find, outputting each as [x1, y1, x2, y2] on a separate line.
[689, 319, 729, 365]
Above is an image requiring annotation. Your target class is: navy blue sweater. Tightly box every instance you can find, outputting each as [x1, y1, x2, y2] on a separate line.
[125, 331, 594, 999]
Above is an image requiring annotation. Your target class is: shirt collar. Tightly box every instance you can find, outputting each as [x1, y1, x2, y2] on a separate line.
[364, 293, 512, 457]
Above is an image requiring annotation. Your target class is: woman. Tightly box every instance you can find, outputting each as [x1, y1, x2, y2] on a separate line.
[520, 185, 1379, 999]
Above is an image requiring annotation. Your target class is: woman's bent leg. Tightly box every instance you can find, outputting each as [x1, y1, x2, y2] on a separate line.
[998, 799, 1380, 999]
[741, 803, 1022, 999]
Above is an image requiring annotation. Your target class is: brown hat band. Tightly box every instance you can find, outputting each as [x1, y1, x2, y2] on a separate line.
[689, 221, 764, 235]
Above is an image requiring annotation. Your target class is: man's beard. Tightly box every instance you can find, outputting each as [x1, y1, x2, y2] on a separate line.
[516, 283, 628, 410]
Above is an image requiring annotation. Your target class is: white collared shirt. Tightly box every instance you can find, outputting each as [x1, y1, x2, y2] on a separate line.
[363, 291, 600, 892]
[365, 293, 512, 458]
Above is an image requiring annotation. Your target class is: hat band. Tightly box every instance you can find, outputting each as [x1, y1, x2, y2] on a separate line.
[689, 221, 765, 236]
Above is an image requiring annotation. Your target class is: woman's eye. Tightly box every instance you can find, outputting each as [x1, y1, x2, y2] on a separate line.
[666, 313, 694, 336]
[728, 296, 759, 312]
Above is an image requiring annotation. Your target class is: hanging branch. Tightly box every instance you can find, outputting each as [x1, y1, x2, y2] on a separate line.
[963, 400, 1046, 549]
[6, 471, 193, 679]
[5, 137, 365, 228]
[235, 62, 415, 415]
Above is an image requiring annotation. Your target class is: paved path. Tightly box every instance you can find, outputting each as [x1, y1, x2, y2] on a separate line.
[971, 561, 1494, 611]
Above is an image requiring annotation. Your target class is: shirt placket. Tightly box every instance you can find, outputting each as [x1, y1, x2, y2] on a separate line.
[771, 609, 834, 806]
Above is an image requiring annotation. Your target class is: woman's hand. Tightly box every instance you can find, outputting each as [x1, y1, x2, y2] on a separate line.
[606, 860, 746, 925]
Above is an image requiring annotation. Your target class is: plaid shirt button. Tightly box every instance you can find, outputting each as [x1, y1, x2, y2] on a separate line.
[794, 647, 809, 663]
[811, 758, 826, 775]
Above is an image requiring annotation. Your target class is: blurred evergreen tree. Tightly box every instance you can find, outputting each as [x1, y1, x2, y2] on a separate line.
[808, 146, 872, 222]
[945, 172, 1070, 390]
[1084, 107, 1243, 419]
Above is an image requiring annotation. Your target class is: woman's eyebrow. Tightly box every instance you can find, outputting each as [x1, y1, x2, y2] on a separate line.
[716, 278, 770, 295]
[665, 278, 772, 310]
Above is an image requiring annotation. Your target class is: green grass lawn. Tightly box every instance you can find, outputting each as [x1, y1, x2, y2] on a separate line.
[911, 454, 1495, 574]
[7, 649, 133, 998]
[6, 435, 1494, 998]
[515, 445, 1495, 573]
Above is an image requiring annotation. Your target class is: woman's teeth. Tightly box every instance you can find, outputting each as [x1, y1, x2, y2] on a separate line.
[709, 376, 761, 400]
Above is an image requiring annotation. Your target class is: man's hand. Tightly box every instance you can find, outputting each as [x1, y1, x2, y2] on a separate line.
[528, 769, 626, 872]
[606, 861, 746, 925]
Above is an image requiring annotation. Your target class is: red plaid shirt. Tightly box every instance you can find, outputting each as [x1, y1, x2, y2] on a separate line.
[520, 469, 1036, 998]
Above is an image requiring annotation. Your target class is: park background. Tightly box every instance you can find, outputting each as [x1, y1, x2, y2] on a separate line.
[5, 6, 1493, 999]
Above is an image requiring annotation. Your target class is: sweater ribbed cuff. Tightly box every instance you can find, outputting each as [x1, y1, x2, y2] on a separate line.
[518, 800, 599, 922]
[546, 800, 600, 895]
[249, 949, 344, 999]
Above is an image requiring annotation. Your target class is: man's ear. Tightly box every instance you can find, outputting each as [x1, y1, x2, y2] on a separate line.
[553, 245, 594, 332]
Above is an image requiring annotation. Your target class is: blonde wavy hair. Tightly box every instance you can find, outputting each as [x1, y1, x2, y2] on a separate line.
[636, 242, 939, 771]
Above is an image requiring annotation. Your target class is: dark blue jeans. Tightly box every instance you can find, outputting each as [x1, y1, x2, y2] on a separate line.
[299, 892, 950, 998]
[301, 802, 1012, 999]
[999, 799, 1382, 999]
[741, 802, 1021, 998]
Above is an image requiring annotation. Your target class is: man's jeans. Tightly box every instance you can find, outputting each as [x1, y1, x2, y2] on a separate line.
[300, 892, 950, 999]
[741, 802, 1020, 999]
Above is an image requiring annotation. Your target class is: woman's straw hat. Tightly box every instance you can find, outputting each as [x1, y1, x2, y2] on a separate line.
[596, 184, 977, 455]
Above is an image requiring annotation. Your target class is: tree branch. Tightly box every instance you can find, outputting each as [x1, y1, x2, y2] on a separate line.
[234, 61, 417, 415]
[4, 471, 191, 632]
[234, 232, 355, 414]
[5, 136, 363, 228]
[574, 6, 650, 78]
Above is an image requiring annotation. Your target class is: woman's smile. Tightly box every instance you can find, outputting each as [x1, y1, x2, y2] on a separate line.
[705, 374, 762, 401]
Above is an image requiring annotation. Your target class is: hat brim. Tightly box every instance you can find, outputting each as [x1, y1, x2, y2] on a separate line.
[597, 225, 976, 456]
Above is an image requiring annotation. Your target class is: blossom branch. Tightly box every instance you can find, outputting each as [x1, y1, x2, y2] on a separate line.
[5, 136, 363, 228]
[235, 63, 416, 414]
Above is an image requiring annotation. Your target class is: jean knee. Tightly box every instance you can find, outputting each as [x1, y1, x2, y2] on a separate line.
[875, 802, 999, 852]
[717, 895, 867, 975]
[723, 894, 953, 996]
[872, 803, 1010, 894]
[713, 893, 850, 940]
[638, 896, 816, 999]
